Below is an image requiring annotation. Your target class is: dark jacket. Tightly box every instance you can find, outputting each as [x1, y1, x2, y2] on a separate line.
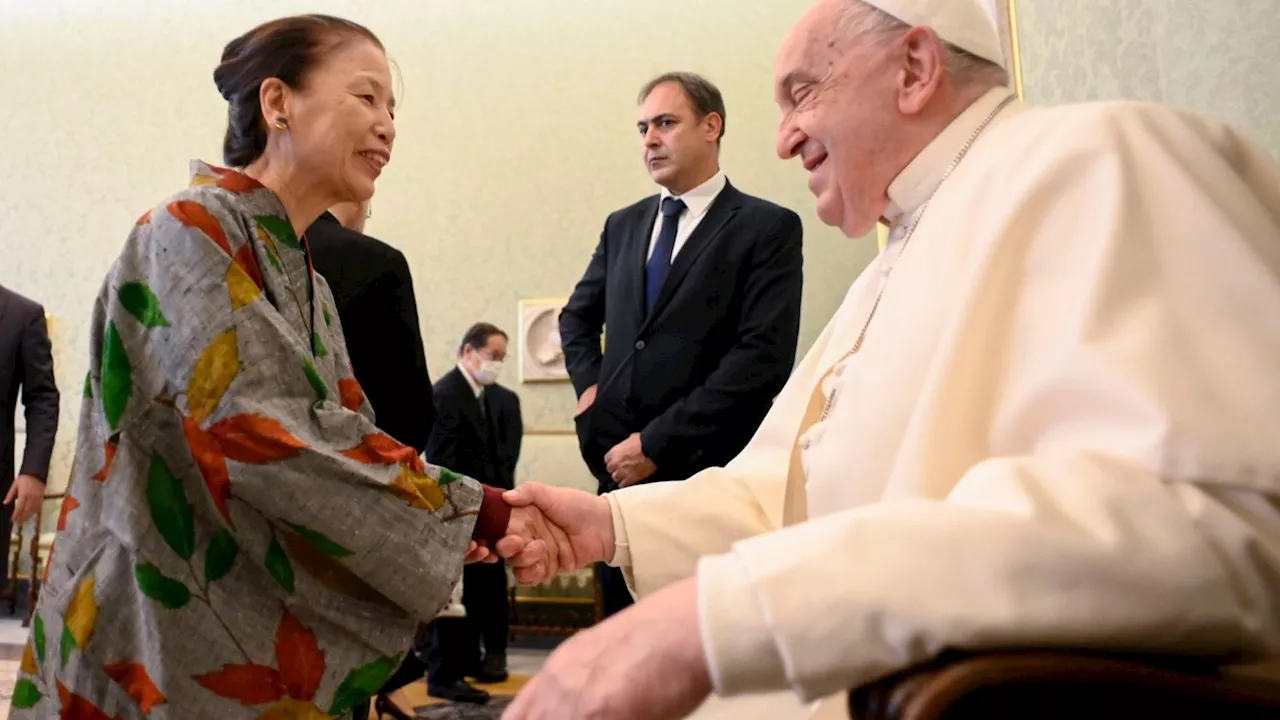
[307, 213, 434, 451]
[425, 367, 522, 490]
[560, 181, 803, 489]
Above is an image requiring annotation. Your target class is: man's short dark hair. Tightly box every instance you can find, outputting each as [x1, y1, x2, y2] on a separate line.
[458, 322, 508, 355]
[638, 71, 726, 145]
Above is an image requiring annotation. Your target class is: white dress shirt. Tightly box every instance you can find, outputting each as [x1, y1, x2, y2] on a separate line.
[646, 170, 728, 262]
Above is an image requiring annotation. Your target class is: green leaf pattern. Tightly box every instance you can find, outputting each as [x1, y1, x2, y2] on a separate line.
[119, 282, 171, 327]
[303, 359, 327, 404]
[328, 653, 403, 715]
[286, 523, 353, 558]
[101, 321, 133, 431]
[204, 529, 240, 583]
[255, 215, 301, 250]
[11, 679, 42, 708]
[135, 563, 192, 610]
[265, 537, 295, 593]
[146, 453, 195, 561]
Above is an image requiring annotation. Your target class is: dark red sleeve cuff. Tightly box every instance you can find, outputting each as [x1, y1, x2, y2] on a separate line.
[472, 485, 511, 545]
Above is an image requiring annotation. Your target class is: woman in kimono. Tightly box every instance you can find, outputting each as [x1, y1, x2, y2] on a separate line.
[12, 15, 538, 719]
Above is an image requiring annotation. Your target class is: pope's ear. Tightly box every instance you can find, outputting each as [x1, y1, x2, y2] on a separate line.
[896, 26, 948, 116]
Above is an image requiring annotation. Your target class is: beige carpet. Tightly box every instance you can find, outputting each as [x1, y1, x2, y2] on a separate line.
[0, 655, 17, 717]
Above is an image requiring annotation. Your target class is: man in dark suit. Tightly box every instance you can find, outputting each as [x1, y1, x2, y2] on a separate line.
[306, 202, 435, 720]
[425, 323, 522, 703]
[0, 285, 60, 588]
[560, 71, 804, 617]
[307, 201, 435, 450]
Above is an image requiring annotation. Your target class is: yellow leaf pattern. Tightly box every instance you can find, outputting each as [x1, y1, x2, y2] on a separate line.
[65, 574, 99, 650]
[226, 262, 263, 311]
[20, 639, 38, 675]
[187, 329, 240, 424]
[255, 697, 331, 720]
[389, 466, 446, 511]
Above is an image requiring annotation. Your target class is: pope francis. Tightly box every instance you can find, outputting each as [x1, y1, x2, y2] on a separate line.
[492, 0, 1280, 718]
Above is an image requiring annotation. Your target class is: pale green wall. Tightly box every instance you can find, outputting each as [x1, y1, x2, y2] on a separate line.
[1016, 0, 1280, 157]
[0, 0, 875, 499]
[6, 0, 1276, 506]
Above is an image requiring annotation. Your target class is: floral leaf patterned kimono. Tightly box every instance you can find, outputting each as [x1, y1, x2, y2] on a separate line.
[12, 162, 508, 719]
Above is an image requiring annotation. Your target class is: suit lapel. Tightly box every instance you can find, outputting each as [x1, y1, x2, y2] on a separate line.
[631, 196, 660, 322]
[644, 184, 742, 325]
[0, 288, 10, 333]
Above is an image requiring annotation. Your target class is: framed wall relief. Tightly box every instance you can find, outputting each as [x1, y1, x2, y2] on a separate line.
[517, 298, 571, 384]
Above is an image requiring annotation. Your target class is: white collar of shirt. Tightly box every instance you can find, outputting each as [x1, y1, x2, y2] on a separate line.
[883, 87, 1016, 226]
[459, 364, 484, 398]
[660, 169, 727, 219]
[648, 170, 729, 262]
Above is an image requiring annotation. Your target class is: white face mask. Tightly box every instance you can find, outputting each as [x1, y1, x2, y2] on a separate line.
[473, 360, 503, 386]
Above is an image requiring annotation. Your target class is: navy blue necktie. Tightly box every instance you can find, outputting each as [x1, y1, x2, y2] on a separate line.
[646, 196, 686, 312]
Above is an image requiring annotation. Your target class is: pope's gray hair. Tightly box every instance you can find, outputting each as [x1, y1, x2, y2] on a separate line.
[837, 1, 1009, 90]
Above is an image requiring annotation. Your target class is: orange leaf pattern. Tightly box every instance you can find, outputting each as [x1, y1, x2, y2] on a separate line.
[167, 200, 231, 256]
[91, 441, 116, 482]
[341, 433, 424, 473]
[215, 170, 261, 194]
[193, 664, 286, 706]
[233, 243, 265, 291]
[338, 378, 364, 413]
[104, 661, 167, 714]
[274, 609, 325, 701]
[183, 416, 234, 527]
[208, 413, 307, 465]
[57, 679, 117, 720]
[57, 494, 80, 532]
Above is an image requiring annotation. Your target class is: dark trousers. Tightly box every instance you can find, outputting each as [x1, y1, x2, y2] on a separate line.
[590, 468, 636, 618]
[597, 563, 634, 618]
[427, 559, 510, 685]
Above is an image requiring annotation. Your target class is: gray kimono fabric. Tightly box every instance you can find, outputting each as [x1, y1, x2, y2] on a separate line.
[13, 162, 481, 719]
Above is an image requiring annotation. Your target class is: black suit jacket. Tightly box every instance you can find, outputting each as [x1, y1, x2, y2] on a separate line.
[560, 181, 803, 489]
[307, 213, 435, 451]
[425, 368, 522, 490]
[0, 285, 59, 488]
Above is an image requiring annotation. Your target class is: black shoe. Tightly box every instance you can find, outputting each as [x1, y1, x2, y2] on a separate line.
[428, 679, 490, 705]
[374, 694, 416, 720]
[471, 654, 509, 684]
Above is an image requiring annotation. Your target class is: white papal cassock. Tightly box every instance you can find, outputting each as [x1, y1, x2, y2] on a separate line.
[604, 87, 1280, 719]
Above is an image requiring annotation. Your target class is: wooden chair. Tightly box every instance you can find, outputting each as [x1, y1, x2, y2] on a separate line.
[848, 651, 1280, 719]
[3, 491, 60, 626]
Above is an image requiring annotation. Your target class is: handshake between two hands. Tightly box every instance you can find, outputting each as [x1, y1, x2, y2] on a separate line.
[464, 482, 615, 584]
[462, 483, 714, 719]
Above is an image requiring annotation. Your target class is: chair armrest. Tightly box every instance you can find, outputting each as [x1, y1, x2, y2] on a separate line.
[849, 651, 1280, 720]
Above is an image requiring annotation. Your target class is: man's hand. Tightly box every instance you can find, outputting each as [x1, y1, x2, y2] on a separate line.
[574, 384, 598, 418]
[503, 577, 711, 720]
[604, 433, 656, 488]
[4, 474, 44, 526]
[496, 483, 615, 584]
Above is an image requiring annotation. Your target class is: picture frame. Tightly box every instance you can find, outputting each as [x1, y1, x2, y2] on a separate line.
[517, 298, 571, 384]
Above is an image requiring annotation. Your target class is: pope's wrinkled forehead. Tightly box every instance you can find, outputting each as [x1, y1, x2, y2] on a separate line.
[774, 0, 846, 102]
